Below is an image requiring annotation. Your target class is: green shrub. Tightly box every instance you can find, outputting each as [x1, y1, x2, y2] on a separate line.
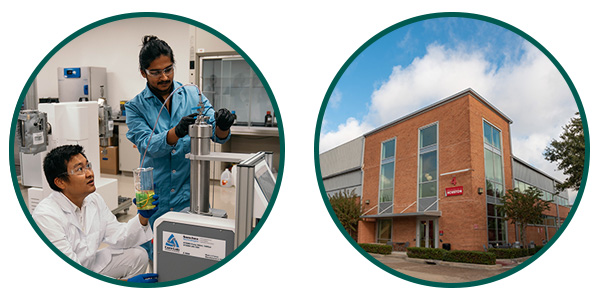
[408, 247, 496, 265]
[407, 247, 447, 260]
[488, 248, 527, 259]
[488, 245, 545, 259]
[444, 250, 496, 265]
[359, 243, 392, 255]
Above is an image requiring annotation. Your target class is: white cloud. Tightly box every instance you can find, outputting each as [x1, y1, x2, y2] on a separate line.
[319, 117, 373, 153]
[321, 41, 578, 186]
[329, 89, 342, 109]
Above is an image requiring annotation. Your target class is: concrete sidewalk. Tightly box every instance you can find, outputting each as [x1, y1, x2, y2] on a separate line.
[370, 252, 527, 283]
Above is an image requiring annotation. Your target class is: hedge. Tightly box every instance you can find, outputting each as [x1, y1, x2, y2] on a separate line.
[407, 247, 497, 265]
[406, 247, 447, 260]
[488, 246, 545, 259]
[359, 243, 392, 255]
[444, 250, 496, 265]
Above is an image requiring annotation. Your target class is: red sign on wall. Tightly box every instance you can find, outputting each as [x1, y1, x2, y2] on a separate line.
[445, 186, 463, 196]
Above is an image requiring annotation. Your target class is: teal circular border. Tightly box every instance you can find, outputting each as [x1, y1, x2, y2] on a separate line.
[9, 12, 285, 288]
[314, 12, 588, 288]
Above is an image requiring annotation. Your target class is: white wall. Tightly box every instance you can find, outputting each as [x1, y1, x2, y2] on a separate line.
[35, 17, 232, 111]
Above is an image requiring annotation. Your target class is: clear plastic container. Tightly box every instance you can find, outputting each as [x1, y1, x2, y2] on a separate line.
[133, 167, 155, 210]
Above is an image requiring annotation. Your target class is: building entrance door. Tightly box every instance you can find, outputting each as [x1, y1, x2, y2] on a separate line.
[417, 219, 437, 248]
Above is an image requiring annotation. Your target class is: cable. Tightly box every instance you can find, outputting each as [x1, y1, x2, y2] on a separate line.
[139, 83, 202, 168]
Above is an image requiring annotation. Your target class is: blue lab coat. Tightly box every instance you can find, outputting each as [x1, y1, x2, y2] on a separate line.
[125, 81, 229, 229]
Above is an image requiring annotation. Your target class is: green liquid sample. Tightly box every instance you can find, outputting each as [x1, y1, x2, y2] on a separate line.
[136, 190, 155, 210]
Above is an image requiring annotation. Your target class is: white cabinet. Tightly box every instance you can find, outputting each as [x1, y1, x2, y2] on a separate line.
[117, 122, 140, 173]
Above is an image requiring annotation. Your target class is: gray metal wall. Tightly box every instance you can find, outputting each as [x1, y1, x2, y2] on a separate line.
[512, 157, 569, 198]
[323, 170, 362, 197]
[319, 137, 364, 197]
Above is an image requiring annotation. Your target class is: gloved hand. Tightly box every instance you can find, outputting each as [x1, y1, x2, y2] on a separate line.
[214, 108, 235, 131]
[174, 113, 199, 138]
[127, 273, 158, 283]
[133, 194, 159, 219]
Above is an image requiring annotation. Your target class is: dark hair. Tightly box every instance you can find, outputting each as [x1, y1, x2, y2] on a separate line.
[139, 35, 175, 71]
[43, 145, 87, 191]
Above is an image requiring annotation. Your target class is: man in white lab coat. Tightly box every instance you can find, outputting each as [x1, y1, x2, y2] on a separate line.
[32, 145, 158, 282]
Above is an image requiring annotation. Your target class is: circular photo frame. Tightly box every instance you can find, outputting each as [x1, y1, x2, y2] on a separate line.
[315, 12, 588, 288]
[10, 12, 284, 288]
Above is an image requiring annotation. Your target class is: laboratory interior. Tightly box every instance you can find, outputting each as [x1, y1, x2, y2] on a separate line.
[13, 17, 280, 282]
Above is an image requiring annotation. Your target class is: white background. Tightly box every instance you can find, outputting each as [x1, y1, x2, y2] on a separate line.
[1, 1, 596, 297]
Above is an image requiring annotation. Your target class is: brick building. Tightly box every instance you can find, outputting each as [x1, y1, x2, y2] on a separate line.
[323, 89, 570, 251]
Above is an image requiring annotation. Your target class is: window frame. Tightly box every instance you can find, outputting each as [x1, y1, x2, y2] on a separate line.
[378, 138, 396, 205]
[483, 119, 507, 245]
[417, 122, 439, 212]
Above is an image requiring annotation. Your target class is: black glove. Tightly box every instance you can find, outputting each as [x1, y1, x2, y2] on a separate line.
[175, 113, 199, 138]
[214, 108, 235, 131]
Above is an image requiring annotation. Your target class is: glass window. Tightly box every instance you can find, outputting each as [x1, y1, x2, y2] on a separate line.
[519, 181, 526, 192]
[485, 149, 494, 179]
[419, 151, 437, 182]
[488, 218, 497, 241]
[201, 57, 272, 127]
[486, 180, 494, 196]
[484, 122, 493, 145]
[379, 188, 393, 203]
[380, 162, 394, 190]
[484, 120, 505, 244]
[494, 183, 504, 198]
[484, 121, 502, 150]
[418, 124, 438, 211]
[379, 139, 395, 204]
[420, 182, 437, 198]
[377, 219, 392, 244]
[492, 127, 501, 149]
[420, 125, 437, 148]
[382, 140, 395, 160]
[493, 153, 503, 183]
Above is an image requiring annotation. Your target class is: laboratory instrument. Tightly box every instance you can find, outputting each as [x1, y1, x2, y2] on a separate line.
[17, 110, 49, 155]
[152, 98, 275, 282]
[57, 67, 107, 102]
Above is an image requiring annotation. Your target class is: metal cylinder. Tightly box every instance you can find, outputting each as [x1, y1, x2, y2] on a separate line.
[189, 122, 213, 214]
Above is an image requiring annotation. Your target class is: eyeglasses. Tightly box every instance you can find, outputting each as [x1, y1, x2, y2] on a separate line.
[145, 65, 174, 78]
[62, 162, 93, 176]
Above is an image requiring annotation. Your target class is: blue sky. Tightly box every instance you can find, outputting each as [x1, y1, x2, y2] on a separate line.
[320, 17, 579, 197]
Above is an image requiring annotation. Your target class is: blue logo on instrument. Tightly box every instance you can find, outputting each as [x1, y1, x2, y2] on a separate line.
[165, 234, 179, 248]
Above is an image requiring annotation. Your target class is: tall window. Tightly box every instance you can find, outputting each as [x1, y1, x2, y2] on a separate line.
[418, 123, 438, 211]
[379, 139, 395, 214]
[484, 121, 506, 244]
[377, 219, 392, 244]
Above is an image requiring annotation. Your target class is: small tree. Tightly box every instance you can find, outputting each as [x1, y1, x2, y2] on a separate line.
[543, 112, 585, 191]
[498, 187, 551, 247]
[329, 189, 363, 241]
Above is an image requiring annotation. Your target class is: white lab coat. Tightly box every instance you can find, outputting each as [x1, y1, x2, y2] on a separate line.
[32, 191, 152, 273]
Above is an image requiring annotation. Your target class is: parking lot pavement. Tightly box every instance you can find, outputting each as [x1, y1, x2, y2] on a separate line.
[370, 252, 518, 283]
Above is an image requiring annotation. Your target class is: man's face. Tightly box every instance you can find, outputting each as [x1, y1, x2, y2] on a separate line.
[58, 154, 96, 199]
[141, 54, 174, 95]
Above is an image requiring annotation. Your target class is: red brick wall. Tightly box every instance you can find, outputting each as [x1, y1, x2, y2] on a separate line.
[359, 92, 515, 251]
[358, 219, 376, 244]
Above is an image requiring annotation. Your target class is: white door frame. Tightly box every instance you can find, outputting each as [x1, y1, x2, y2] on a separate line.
[416, 217, 438, 248]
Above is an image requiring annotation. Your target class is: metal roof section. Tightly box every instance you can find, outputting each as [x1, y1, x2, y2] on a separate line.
[364, 88, 513, 137]
[319, 136, 364, 177]
[512, 156, 569, 198]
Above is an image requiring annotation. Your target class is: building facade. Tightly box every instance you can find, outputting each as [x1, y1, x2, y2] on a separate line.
[353, 89, 570, 251]
[320, 137, 364, 198]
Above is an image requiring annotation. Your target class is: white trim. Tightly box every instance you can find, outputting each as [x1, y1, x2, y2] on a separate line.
[400, 201, 417, 214]
[440, 168, 473, 176]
